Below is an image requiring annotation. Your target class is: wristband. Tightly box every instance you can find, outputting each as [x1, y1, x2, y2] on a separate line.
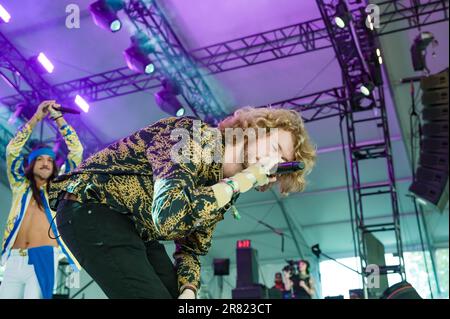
[221, 178, 240, 194]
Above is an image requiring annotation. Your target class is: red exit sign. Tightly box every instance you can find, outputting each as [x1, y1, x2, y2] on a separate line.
[237, 240, 251, 249]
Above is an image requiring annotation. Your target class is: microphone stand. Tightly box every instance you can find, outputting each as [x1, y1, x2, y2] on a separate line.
[312, 245, 362, 275]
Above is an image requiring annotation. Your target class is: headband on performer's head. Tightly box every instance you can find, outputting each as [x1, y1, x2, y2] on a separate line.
[27, 148, 55, 166]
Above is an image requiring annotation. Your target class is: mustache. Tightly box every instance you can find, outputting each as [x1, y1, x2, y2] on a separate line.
[39, 166, 51, 170]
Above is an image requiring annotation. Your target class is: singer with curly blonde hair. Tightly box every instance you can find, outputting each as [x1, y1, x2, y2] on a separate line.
[48, 106, 316, 299]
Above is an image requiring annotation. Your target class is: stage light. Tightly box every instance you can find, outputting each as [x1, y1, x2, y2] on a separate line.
[334, 1, 352, 29]
[375, 48, 383, 64]
[176, 107, 185, 117]
[410, 31, 438, 72]
[29, 53, 54, 74]
[75, 95, 90, 112]
[37, 53, 54, 73]
[154, 79, 185, 117]
[0, 4, 10, 23]
[89, 0, 124, 32]
[360, 81, 375, 96]
[124, 32, 156, 74]
[124, 46, 155, 74]
[154, 91, 185, 117]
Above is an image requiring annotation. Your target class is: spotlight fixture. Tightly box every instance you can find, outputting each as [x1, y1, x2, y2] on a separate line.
[75, 95, 90, 113]
[0, 4, 11, 23]
[124, 46, 154, 74]
[37, 53, 54, 73]
[124, 32, 156, 74]
[29, 53, 54, 74]
[359, 73, 375, 96]
[334, 1, 352, 29]
[154, 91, 185, 117]
[410, 31, 438, 72]
[154, 79, 185, 117]
[360, 81, 375, 96]
[376, 48, 383, 64]
[89, 0, 124, 32]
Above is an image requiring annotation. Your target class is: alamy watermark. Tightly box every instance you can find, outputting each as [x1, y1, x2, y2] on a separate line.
[366, 264, 381, 289]
[170, 120, 280, 166]
[365, 4, 380, 29]
[65, 4, 80, 29]
[64, 3, 382, 30]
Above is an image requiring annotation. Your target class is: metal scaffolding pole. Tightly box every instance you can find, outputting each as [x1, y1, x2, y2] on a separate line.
[2, 0, 446, 108]
[317, 0, 408, 298]
[123, 0, 228, 119]
[0, 31, 103, 157]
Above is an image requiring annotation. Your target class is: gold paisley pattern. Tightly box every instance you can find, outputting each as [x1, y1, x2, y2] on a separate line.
[48, 117, 230, 291]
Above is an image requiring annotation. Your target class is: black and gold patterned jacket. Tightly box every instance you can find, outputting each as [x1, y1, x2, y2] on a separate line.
[48, 116, 232, 292]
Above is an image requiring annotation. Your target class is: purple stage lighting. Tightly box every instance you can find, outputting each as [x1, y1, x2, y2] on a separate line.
[154, 92, 185, 117]
[89, 0, 124, 32]
[0, 4, 11, 23]
[37, 53, 54, 73]
[334, 1, 351, 29]
[75, 95, 90, 113]
[360, 81, 375, 96]
[124, 45, 155, 74]
[155, 80, 185, 117]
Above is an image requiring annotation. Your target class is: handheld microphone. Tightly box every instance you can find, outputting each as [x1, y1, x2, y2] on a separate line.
[232, 161, 304, 221]
[43, 104, 81, 115]
[57, 106, 81, 115]
[270, 161, 305, 175]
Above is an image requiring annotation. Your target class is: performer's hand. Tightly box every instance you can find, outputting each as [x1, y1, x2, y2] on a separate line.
[235, 156, 279, 193]
[213, 157, 278, 207]
[299, 280, 307, 288]
[257, 156, 280, 176]
[33, 100, 55, 121]
[178, 288, 196, 299]
[48, 103, 63, 120]
[254, 156, 280, 192]
[229, 164, 268, 193]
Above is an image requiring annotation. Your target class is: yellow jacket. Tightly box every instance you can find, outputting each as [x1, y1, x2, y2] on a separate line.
[1, 122, 83, 271]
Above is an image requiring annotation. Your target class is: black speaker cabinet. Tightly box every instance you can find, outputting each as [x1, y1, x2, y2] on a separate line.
[410, 68, 449, 212]
[236, 248, 259, 288]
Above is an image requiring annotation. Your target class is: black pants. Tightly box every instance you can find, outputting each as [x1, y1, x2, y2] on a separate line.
[56, 199, 178, 299]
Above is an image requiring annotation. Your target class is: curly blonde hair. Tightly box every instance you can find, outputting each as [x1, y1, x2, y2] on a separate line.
[218, 106, 316, 194]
